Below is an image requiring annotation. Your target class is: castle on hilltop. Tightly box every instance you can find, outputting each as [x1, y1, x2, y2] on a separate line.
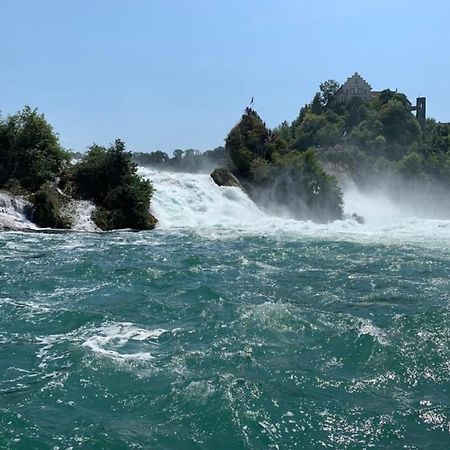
[335, 72, 426, 124]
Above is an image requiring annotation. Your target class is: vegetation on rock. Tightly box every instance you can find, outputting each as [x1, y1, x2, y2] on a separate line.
[0, 106, 69, 192]
[225, 108, 343, 222]
[31, 183, 71, 229]
[0, 107, 71, 228]
[68, 139, 156, 230]
[0, 107, 157, 231]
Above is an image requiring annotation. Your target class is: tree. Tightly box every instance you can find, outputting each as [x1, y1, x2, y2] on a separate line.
[311, 93, 323, 115]
[70, 139, 156, 230]
[397, 151, 424, 178]
[379, 99, 421, 145]
[225, 108, 270, 177]
[319, 80, 340, 107]
[0, 106, 68, 191]
[173, 149, 184, 161]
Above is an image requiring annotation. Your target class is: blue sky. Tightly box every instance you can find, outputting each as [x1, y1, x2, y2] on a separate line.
[1, 0, 449, 153]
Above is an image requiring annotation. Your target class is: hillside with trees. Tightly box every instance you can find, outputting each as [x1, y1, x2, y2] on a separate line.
[220, 80, 450, 221]
[273, 81, 450, 189]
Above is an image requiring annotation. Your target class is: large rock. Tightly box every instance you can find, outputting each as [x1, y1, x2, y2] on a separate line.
[210, 168, 243, 189]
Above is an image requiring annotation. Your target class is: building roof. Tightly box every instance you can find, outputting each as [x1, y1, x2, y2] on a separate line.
[342, 72, 372, 90]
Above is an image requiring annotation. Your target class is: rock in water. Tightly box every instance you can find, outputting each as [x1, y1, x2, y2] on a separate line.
[352, 213, 365, 224]
[210, 168, 243, 190]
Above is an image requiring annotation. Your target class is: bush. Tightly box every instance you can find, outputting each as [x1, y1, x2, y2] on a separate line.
[69, 139, 156, 230]
[31, 183, 71, 229]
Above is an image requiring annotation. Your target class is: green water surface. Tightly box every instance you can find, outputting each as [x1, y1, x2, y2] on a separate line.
[0, 231, 449, 449]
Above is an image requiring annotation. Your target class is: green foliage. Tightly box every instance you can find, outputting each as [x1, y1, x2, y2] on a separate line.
[0, 107, 69, 192]
[397, 151, 425, 178]
[225, 108, 271, 177]
[275, 150, 343, 221]
[344, 97, 368, 129]
[311, 93, 323, 115]
[319, 80, 340, 108]
[379, 99, 421, 145]
[225, 108, 343, 222]
[31, 182, 71, 229]
[224, 74, 450, 221]
[277, 80, 449, 186]
[132, 146, 229, 173]
[70, 139, 156, 230]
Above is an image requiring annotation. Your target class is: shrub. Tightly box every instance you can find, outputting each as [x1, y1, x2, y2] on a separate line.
[31, 183, 71, 229]
[70, 139, 156, 230]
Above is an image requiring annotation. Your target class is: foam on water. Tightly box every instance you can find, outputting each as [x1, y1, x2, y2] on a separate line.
[0, 192, 98, 232]
[139, 167, 267, 228]
[140, 167, 450, 244]
[81, 322, 168, 362]
[0, 224, 449, 448]
[65, 200, 99, 231]
[0, 191, 37, 230]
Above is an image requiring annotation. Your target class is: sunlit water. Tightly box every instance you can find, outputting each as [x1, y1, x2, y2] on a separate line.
[1, 170, 449, 449]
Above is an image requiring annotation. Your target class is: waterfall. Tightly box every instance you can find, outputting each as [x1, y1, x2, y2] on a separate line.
[138, 168, 267, 229]
[0, 191, 36, 231]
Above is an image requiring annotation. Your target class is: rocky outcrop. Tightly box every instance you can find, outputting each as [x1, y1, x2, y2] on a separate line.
[352, 213, 365, 224]
[210, 168, 243, 190]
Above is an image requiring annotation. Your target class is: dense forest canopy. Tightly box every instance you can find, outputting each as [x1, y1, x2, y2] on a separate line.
[273, 81, 450, 187]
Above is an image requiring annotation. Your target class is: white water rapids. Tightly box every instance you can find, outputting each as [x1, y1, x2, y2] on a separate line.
[139, 167, 450, 244]
[0, 191, 97, 232]
[1, 169, 449, 245]
[0, 191, 37, 231]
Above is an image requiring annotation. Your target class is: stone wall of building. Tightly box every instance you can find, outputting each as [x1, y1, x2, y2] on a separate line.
[336, 72, 373, 102]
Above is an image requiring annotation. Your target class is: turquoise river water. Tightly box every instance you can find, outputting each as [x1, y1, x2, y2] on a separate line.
[1, 170, 449, 449]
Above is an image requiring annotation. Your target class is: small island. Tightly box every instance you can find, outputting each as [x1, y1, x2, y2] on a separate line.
[0, 107, 156, 231]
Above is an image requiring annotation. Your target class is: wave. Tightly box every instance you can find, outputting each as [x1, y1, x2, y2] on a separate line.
[82, 322, 168, 362]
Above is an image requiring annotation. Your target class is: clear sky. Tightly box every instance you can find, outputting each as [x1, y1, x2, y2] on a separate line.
[1, 0, 449, 153]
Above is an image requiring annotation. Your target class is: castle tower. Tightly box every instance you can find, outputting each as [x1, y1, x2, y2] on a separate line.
[416, 97, 426, 125]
